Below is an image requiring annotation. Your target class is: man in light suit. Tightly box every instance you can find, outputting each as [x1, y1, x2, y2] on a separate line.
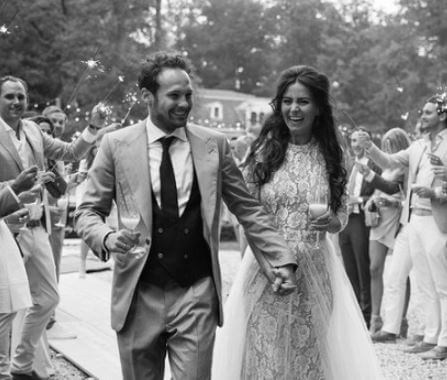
[0, 75, 104, 380]
[357, 94, 447, 360]
[75, 52, 297, 380]
[339, 128, 380, 328]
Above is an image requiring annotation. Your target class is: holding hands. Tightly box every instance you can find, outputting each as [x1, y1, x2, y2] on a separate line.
[271, 265, 297, 295]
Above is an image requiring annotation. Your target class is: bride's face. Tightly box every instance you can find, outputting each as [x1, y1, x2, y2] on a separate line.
[280, 81, 319, 144]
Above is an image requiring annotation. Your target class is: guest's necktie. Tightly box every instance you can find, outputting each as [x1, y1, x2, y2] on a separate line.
[159, 136, 178, 218]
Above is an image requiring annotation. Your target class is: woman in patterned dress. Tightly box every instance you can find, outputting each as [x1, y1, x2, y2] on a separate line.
[212, 66, 383, 379]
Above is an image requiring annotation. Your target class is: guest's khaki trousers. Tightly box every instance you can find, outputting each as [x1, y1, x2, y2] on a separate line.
[10, 226, 59, 375]
[117, 276, 218, 380]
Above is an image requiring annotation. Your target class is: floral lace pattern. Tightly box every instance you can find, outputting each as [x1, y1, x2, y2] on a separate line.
[242, 141, 337, 380]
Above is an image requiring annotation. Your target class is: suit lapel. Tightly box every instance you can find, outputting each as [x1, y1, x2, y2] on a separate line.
[186, 126, 218, 230]
[22, 126, 45, 169]
[118, 122, 152, 232]
[0, 127, 24, 171]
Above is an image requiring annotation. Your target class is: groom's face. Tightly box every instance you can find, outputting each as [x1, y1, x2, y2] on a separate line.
[148, 68, 193, 134]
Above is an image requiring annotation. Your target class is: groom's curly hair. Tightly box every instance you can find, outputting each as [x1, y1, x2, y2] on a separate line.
[138, 51, 194, 95]
[245, 65, 347, 213]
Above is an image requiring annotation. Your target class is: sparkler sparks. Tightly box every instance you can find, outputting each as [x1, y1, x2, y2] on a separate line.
[0, 24, 9, 34]
[82, 59, 100, 69]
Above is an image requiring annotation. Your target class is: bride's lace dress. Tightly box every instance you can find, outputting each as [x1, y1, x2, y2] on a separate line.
[212, 141, 383, 380]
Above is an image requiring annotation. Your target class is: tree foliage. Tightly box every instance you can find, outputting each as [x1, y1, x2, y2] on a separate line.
[0, 0, 445, 134]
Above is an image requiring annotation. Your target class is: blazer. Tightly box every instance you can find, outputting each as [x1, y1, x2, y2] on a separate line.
[0, 119, 92, 186]
[0, 187, 32, 313]
[367, 131, 447, 232]
[75, 120, 296, 332]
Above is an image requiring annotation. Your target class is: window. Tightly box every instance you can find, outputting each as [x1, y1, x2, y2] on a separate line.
[209, 102, 223, 120]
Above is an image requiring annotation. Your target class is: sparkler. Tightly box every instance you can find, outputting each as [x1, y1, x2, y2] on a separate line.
[65, 47, 101, 110]
[102, 74, 125, 103]
[121, 92, 139, 125]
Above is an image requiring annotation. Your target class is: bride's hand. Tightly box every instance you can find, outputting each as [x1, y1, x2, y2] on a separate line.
[309, 211, 341, 233]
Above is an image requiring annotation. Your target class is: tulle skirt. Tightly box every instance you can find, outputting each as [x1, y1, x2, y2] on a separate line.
[212, 236, 383, 380]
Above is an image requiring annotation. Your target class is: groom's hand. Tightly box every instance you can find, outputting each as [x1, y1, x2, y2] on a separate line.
[271, 265, 297, 295]
[105, 229, 140, 253]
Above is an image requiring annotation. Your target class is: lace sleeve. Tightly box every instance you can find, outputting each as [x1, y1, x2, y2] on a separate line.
[332, 193, 348, 232]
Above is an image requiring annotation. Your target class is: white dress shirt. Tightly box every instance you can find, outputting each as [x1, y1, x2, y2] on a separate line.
[146, 118, 193, 217]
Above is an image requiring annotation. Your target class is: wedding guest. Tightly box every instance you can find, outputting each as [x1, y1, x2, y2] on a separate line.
[339, 128, 381, 327]
[357, 93, 447, 360]
[356, 128, 411, 333]
[0, 75, 105, 379]
[213, 65, 383, 379]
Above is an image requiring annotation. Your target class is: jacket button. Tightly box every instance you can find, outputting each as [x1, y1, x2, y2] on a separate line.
[157, 253, 164, 259]
[184, 254, 188, 259]
[184, 228, 189, 234]
[157, 227, 163, 234]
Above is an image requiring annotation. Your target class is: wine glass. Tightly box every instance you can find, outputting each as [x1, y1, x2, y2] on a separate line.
[54, 196, 68, 228]
[118, 184, 146, 259]
[308, 192, 329, 249]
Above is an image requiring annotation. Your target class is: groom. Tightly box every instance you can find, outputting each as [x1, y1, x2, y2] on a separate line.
[75, 51, 297, 380]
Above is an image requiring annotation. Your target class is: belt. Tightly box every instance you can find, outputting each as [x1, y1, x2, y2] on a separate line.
[26, 220, 41, 228]
[411, 208, 432, 216]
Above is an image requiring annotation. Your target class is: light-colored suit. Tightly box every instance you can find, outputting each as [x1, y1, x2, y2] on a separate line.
[0, 118, 93, 375]
[76, 120, 295, 331]
[367, 131, 447, 346]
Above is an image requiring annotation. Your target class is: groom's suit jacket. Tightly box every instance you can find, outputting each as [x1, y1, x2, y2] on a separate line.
[75, 120, 295, 332]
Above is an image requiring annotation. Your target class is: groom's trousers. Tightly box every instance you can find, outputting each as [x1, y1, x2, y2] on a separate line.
[117, 276, 218, 380]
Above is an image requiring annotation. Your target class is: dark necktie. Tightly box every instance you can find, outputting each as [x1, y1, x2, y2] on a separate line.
[160, 136, 178, 218]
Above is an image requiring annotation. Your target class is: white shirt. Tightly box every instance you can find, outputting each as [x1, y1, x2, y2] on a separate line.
[0, 118, 36, 169]
[146, 118, 193, 217]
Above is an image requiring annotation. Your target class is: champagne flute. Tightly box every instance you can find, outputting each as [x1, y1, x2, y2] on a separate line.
[118, 184, 145, 259]
[308, 192, 329, 249]
[54, 196, 68, 228]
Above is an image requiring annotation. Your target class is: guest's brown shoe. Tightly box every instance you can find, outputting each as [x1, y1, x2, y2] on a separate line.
[403, 341, 436, 354]
[420, 346, 447, 361]
[371, 330, 396, 343]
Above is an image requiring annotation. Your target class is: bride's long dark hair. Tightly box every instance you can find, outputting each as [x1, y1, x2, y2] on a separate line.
[245, 65, 347, 213]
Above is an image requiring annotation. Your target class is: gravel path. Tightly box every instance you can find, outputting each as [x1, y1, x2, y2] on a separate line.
[47, 240, 447, 379]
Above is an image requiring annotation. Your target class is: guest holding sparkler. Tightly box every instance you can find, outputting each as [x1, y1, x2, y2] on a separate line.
[0, 75, 107, 380]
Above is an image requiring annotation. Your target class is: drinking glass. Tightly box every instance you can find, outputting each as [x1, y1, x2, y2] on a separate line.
[118, 184, 145, 259]
[54, 196, 68, 228]
[308, 192, 329, 249]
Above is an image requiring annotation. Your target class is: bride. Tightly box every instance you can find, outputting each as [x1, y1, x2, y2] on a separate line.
[212, 65, 383, 379]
